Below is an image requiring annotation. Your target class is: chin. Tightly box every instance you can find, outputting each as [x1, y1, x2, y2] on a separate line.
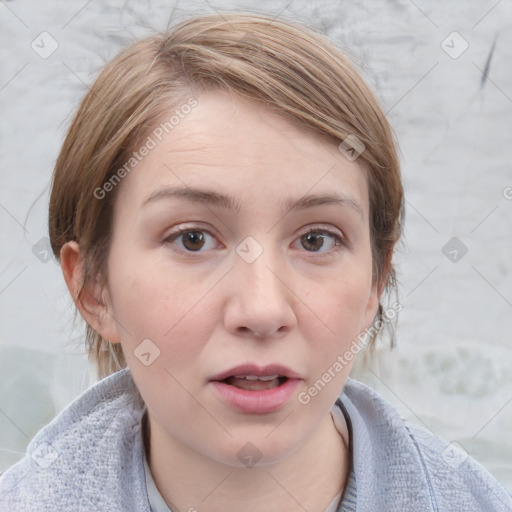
[205, 431, 300, 469]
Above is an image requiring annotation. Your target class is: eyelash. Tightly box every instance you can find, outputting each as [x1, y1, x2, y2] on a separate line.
[162, 225, 347, 256]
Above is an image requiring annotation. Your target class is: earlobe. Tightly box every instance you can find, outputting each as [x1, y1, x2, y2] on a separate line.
[60, 241, 121, 343]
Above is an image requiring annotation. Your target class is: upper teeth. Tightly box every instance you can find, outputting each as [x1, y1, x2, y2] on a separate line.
[234, 374, 280, 381]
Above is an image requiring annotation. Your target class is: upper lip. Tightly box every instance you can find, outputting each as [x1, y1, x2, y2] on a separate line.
[211, 363, 302, 381]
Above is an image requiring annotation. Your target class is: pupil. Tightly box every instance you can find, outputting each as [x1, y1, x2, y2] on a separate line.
[183, 231, 205, 251]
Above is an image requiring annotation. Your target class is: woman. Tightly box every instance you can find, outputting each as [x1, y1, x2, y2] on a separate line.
[1, 11, 509, 512]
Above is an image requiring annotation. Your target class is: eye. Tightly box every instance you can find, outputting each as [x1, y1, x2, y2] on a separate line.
[163, 228, 219, 253]
[162, 225, 346, 255]
[294, 228, 345, 254]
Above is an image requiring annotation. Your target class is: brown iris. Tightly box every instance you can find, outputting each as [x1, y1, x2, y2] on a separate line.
[301, 232, 325, 252]
[181, 231, 205, 251]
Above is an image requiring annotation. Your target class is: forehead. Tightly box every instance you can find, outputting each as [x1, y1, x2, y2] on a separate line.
[158, 90, 347, 164]
[118, 89, 369, 213]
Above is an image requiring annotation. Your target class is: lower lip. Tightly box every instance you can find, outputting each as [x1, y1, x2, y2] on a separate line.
[210, 379, 301, 414]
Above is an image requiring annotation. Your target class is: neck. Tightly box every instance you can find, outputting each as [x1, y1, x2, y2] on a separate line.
[144, 410, 349, 512]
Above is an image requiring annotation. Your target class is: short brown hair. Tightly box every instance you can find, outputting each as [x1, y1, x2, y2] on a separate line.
[49, 11, 404, 380]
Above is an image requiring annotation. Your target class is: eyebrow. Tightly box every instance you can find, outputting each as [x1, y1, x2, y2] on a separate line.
[142, 186, 364, 218]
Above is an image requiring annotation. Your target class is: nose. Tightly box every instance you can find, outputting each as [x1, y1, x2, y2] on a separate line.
[222, 245, 297, 340]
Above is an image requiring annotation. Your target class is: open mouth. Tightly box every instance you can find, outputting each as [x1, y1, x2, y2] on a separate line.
[210, 366, 300, 413]
[221, 375, 289, 391]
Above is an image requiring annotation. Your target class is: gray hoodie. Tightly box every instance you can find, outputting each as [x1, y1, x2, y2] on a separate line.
[1, 367, 510, 511]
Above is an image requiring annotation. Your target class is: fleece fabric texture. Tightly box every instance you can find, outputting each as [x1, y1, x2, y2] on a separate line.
[0, 367, 510, 511]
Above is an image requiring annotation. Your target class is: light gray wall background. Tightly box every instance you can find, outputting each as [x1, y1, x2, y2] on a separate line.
[1, 0, 511, 492]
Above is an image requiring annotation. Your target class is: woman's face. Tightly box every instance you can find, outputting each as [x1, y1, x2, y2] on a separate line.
[103, 89, 378, 466]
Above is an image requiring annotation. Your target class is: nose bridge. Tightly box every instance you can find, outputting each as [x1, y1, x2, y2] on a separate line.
[236, 238, 286, 303]
[223, 236, 296, 337]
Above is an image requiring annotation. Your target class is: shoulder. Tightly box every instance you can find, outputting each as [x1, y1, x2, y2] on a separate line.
[0, 368, 150, 512]
[403, 420, 512, 511]
[339, 377, 511, 511]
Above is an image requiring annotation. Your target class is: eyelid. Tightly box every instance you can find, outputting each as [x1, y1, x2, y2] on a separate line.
[299, 223, 346, 241]
[162, 224, 219, 244]
[299, 223, 344, 237]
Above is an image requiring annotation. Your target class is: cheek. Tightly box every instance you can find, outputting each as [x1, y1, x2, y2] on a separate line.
[106, 252, 216, 366]
[298, 270, 374, 388]
[304, 269, 373, 338]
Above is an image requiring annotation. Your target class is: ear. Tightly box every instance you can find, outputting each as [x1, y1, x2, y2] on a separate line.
[60, 241, 121, 343]
[361, 249, 394, 331]
[361, 248, 393, 332]
[377, 249, 394, 298]
[361, 283, 380, 332]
